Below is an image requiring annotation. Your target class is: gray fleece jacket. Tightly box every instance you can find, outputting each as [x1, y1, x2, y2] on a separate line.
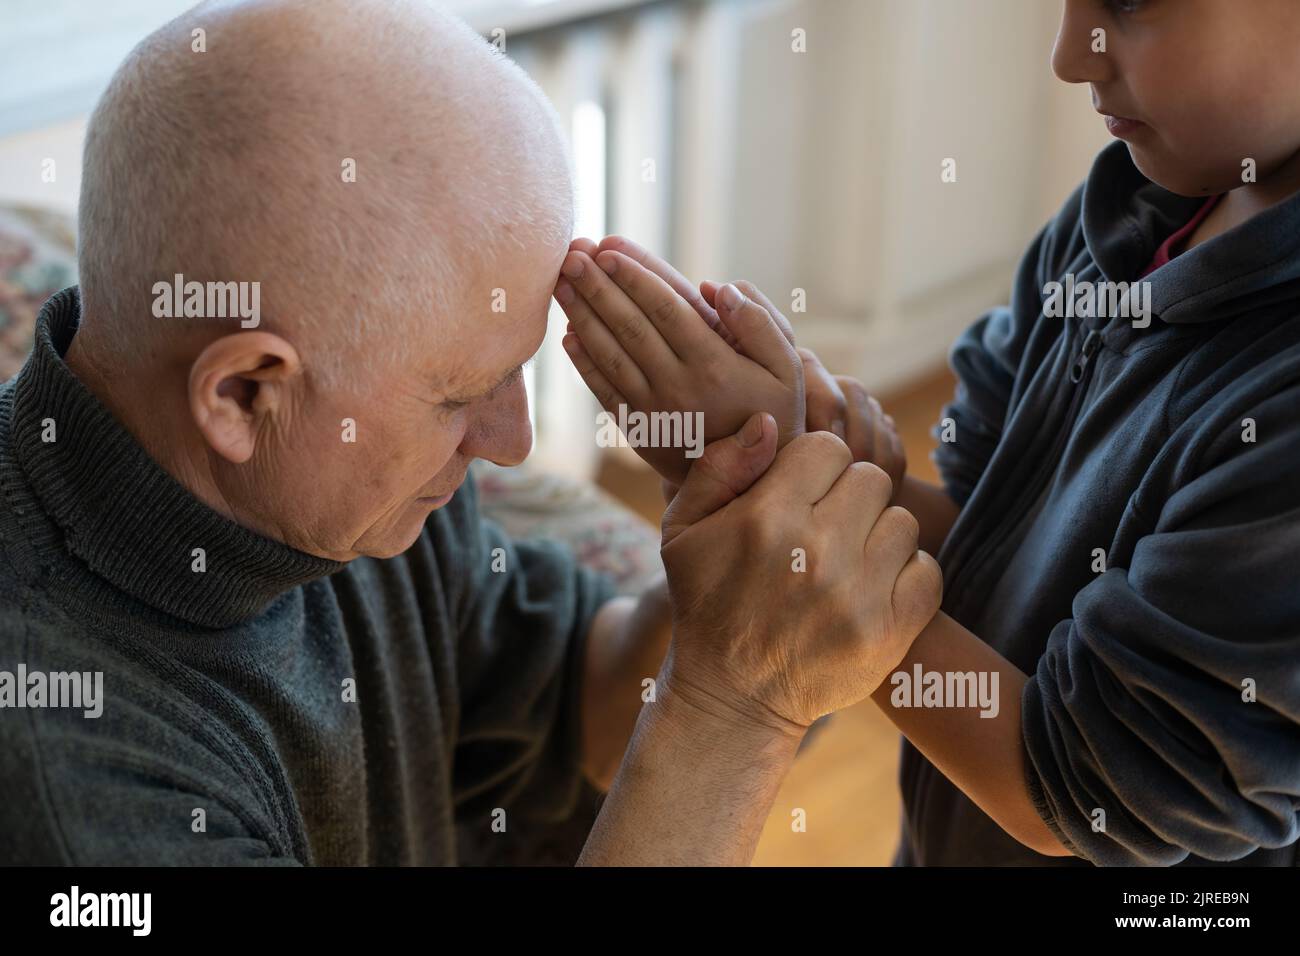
[899, 140, 1300, 867]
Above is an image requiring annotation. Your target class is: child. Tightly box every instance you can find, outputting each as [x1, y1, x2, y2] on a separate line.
[552, 0, 1300, 866]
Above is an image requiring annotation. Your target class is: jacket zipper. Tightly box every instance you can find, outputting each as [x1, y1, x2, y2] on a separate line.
[1070, 329, 1102, 383]
[942, 328, 1104, 610]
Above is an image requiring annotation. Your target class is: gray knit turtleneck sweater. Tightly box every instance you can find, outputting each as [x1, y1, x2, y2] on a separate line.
[0, 287, 614, 865]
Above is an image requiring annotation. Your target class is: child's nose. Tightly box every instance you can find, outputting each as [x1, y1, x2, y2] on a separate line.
[1051, 0, 1115, 86]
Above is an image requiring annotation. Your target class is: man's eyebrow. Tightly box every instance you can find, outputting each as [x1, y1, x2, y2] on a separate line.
[446, 363, 525, 403]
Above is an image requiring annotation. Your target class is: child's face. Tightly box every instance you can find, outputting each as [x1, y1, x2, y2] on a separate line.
[1053, 0, 1300, 197]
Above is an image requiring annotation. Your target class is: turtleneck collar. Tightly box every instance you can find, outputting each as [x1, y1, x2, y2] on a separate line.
[6, 287, 347, 629]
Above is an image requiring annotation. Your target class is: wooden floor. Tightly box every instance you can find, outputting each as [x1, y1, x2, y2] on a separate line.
[595, 363, 957, 866]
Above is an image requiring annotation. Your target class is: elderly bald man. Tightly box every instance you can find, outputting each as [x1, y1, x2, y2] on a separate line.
[0, 0, 937, 866]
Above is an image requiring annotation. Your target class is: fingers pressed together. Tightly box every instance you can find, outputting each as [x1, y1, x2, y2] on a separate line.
[552, 239, 800, 419]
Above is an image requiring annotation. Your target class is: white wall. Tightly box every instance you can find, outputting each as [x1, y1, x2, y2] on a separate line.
[707, 0, 1112, 392]
[0, 118, 86, 214]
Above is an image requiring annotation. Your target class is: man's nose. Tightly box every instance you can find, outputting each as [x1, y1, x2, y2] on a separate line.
[1051, 0, 1113, 86]
[460, 377, 533, 468]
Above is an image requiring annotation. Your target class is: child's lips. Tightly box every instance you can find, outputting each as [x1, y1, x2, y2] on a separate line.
[1099, 111, 1146, 139]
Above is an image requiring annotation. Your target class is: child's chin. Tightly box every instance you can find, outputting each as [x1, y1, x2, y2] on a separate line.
[1129, 147, 1228, 199]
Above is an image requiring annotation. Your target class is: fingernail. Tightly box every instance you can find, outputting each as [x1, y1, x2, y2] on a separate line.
[739, 414, 765, 447]
[720, 283, 745, 311]
[832, 419, 846, 440]
[561, 254, 584, 279]
[598, 255, 618, 276]
[554, 280, 574, 305]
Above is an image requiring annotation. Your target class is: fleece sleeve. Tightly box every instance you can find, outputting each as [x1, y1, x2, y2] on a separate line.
[1021, 383, 1300, 865]
[442, 476, 617, 824]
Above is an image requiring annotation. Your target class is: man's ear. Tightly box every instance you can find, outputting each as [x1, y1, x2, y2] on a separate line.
[188, 332, 302, 464]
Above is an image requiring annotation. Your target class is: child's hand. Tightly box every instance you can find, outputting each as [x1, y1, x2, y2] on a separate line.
[553, 246, 804, 487]
[796, 347, 907, 500]
[581, 235, 905, 499]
